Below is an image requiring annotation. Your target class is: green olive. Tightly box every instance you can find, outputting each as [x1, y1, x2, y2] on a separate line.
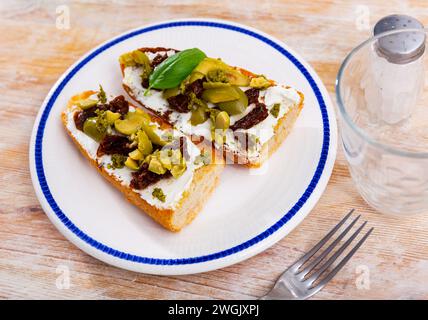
[129, 149, 143, 161]
[119, 50, 151, 69]
[190, 105, 208, 126]
[188, 71, 205, 83]
[159, 148, 182, 171]
[194, 58, 223, 74]
[201, 86, 240, 104]
[202, 82, 231, 89]
[132, 50, 150, 66]
[119, 50, 152, 84]
[159, 150, 172, 170]
[105, 110, 121, 124]
[249, 76, 272, 89]
[114, 111, 148, 135]
[148, 157, 167, 175]
[226, 68, 250, 86]
[83, 117, 105, 142]
[119, 52, 134, 67]
[215, 111, 230, 130]
[137, 130, 153, 156]
[217, 87, 248, 115]
[194, 58, 250, 86]
[125, 157, 139, 170]
[77, 99, 98, 110]
[134, 108, 151, 121]
[141, 123, 168, 146]
[171, 162, 186, 178]
[162, 87, 180, 100]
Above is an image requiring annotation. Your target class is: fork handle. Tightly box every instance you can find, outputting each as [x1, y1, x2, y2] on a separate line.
[259, 286, 296, 300]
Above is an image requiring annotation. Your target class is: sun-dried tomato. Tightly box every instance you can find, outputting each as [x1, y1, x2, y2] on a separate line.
[167, 94, 190, 113]
[186, 79, 204, 98]
[245, 88, 260, 105]
[97, 135, 132, 157]
[151, 53, 168, 68]
[230, 103, 268, 130]
[108, 95, 129, 115]
[130, 163, 171, 190]
[74, 110, 91, 131]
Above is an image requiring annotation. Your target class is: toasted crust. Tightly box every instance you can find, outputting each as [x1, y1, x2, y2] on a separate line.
[245, 91, 304, 168]
[62, 91, 224, 232]
[120, 47, 304, 168]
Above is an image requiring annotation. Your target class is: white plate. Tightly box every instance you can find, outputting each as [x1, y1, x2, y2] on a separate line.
[29, 19, 337, 275]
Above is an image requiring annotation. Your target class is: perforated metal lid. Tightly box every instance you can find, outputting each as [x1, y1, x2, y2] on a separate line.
[374, 14, 425, 64]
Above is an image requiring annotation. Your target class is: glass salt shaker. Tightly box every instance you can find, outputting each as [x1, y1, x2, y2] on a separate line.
[360, 14, 425, 124]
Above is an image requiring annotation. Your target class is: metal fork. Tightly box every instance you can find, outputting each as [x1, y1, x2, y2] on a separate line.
[261, 209, 374, 300]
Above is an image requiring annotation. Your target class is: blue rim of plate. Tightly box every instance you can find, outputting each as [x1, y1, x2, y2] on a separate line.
[34, 21, 330, 266]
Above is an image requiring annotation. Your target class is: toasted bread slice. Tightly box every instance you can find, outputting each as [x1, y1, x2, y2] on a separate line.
[120, 47, 304, 167]
[62, 91, 224, 232]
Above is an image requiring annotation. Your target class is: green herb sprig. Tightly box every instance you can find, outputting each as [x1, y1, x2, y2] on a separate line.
[97, 85, 107, 104]
[146, 48, 206, 93]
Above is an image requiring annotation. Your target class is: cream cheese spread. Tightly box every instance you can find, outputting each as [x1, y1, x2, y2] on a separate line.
[66, 104, 203, 210]
[123, 64, 301, 163]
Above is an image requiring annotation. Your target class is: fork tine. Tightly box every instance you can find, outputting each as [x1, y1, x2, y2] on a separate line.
[311, 227, 374, 290]
[306, 221, 368, 285]
[293, 209, 354, 268]
[298, 214, 361, 277]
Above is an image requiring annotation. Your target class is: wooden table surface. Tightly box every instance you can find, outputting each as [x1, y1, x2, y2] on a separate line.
[1, 0, 427, 300]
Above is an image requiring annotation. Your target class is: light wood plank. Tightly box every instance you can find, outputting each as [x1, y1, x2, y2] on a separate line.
[0, 0, 427, 299]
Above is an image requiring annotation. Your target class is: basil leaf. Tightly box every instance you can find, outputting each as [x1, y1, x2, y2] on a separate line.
[148, 48, 206, 90]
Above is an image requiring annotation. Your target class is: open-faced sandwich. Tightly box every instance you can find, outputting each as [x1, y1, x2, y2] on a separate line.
[62, 88, 223, 231]
[120, 48, 304, 167]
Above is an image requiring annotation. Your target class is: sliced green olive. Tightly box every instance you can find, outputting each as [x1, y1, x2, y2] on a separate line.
[83, 117, 105, 142]
[163, 151, 186, 178]
[201, 86, 240, 104]
[129, 149, 144, 161]
[217, 87, 248, 115]
[148, 157, 167, 175]
[226, 68, 250, 86]
[143, 154, 152, 165]
[171, 162, 186, 178]
[77, 99, 98, 110]
[105, 110, 121, 124]
[125, 157, 139, 170]
[202, 82, 231, 89]
[162, 87, 180, 100]
[159, 149, 183, 170]
[190, 105, 209, 126]
[141, 123, 168, 146]
[114, 111, 148, 135]
[137, 130, 153, 156]
[119, 50, 152, 84]
[119, 52, 134, 67]
[194, 58, 222, 74]
[215, 111, 230, 130]
[119, 50, 150, 68]
[194, 58, 250, 86]
[134, 108, 151, 121]
[159, 150, 172, 170]
[249, 76, 272, 89]
[188, 71, 205, 83]
[132, 50, 150, 66]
